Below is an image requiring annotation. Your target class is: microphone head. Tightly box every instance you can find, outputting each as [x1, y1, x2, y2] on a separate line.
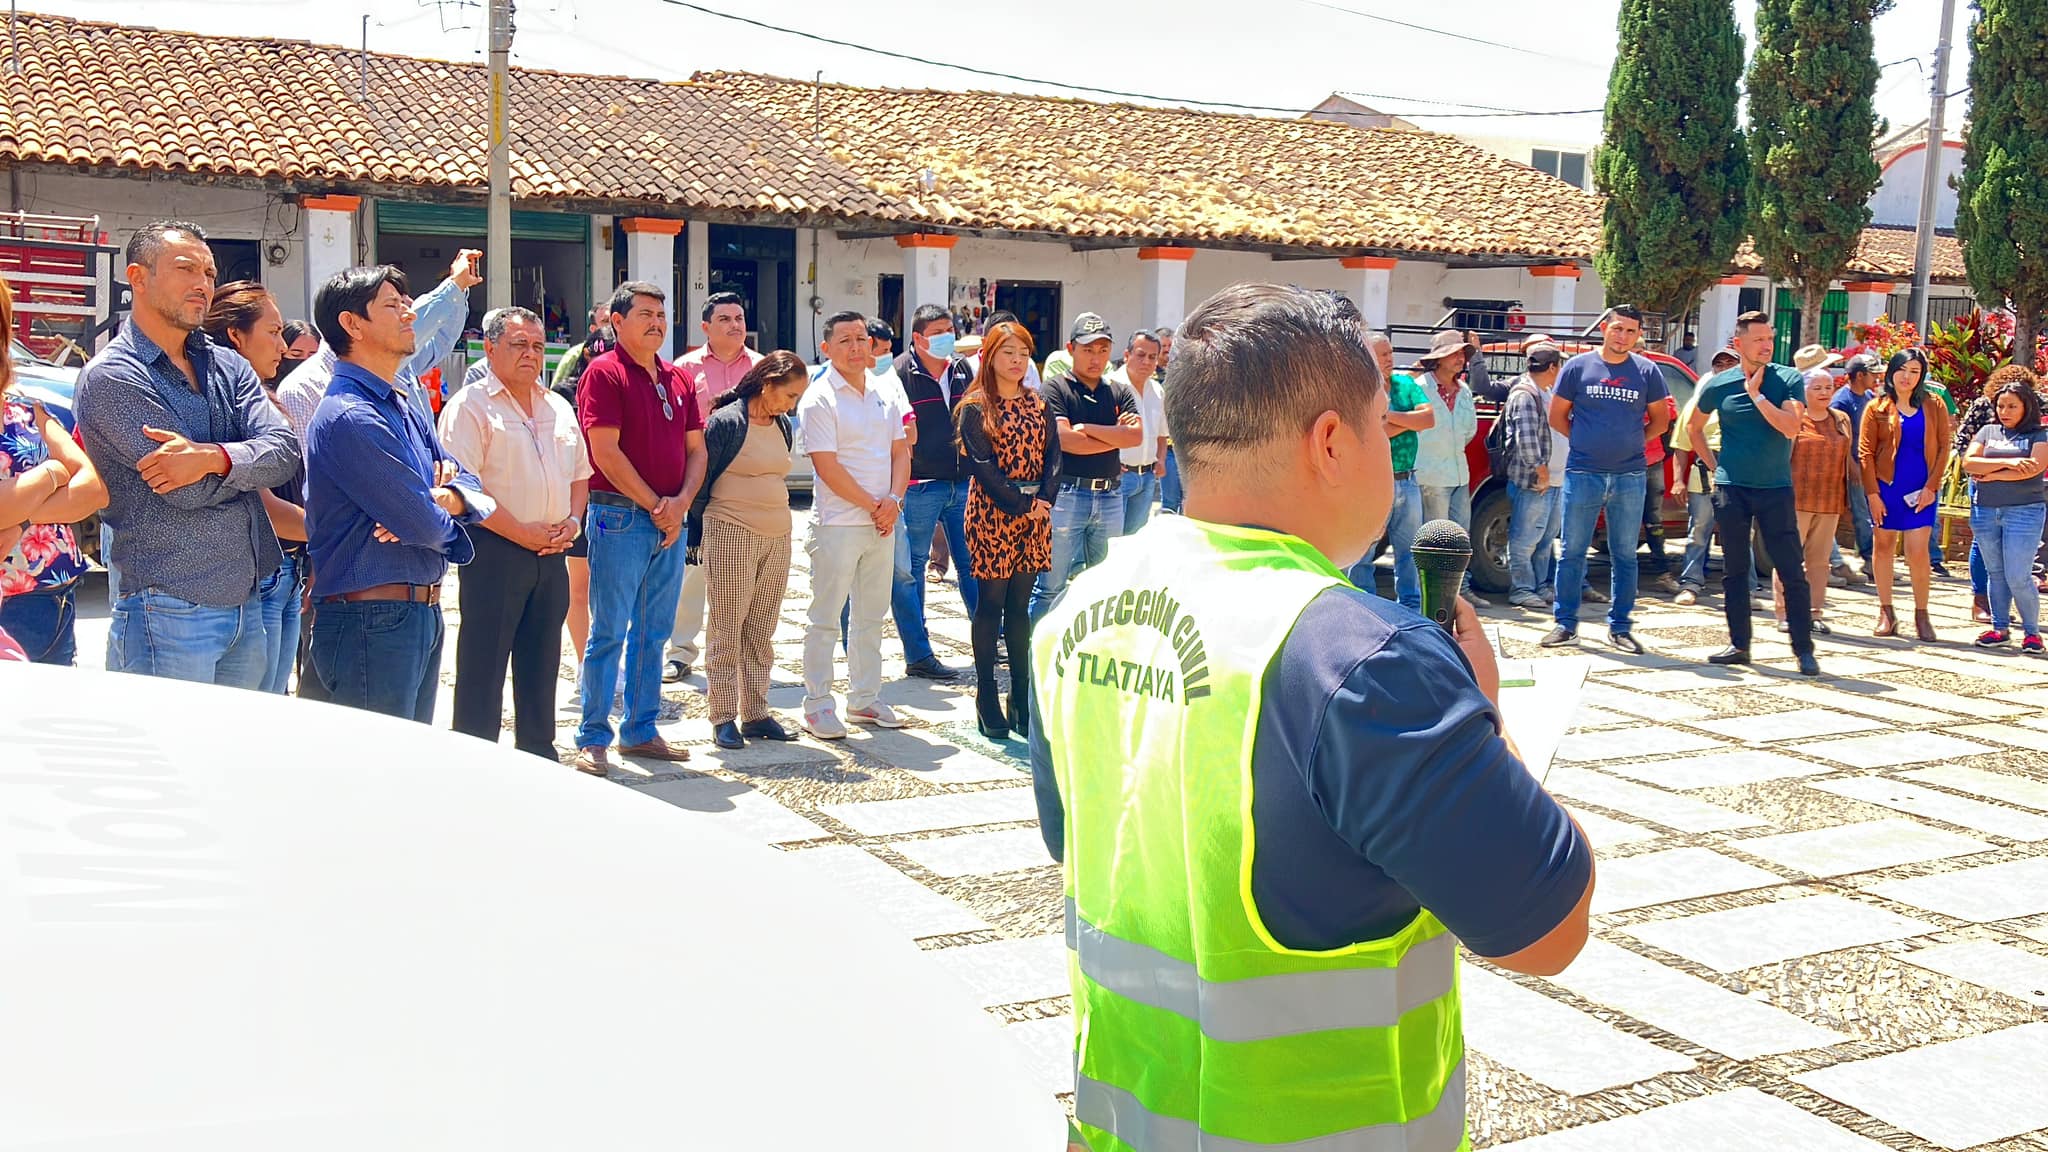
[1412, 518, 1472, 562]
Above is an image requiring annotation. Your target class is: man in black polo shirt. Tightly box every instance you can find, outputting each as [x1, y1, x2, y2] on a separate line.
[1029, 312, 1141, 621]
[891, 303, 980, 678]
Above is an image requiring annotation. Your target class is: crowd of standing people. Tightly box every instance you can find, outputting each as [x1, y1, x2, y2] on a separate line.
[5, 217, 2043, 753]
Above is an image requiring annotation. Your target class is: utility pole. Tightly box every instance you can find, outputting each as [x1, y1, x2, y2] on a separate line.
[486, 0, 513, 312]
[1908, 0, 1957, 334]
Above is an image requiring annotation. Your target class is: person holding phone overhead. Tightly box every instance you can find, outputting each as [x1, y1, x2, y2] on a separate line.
[1859, 348, 1950, 641]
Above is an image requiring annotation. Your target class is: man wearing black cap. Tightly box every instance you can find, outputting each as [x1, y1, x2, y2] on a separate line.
[1828, 352, 1882, 584]
[1029, 312, 1140, 620]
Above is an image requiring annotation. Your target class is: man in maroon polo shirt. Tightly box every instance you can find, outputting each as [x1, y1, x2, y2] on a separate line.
[573, 280, 706, 774]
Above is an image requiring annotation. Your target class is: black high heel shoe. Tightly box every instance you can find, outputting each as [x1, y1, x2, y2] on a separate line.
[1007, 696, 1029, 738]
[976, 714, 1012, 741]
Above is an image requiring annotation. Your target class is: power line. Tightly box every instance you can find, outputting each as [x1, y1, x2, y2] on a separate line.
[1283, 0, 1604, 66]
[645, 0, 1601, 120]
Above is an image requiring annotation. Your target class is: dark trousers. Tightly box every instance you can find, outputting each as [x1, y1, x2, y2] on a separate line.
[453, 529, 570, 758]
[311, 598, 445, 723]
[1713, 484, 1813, 657]
[0, 579, 79, 664]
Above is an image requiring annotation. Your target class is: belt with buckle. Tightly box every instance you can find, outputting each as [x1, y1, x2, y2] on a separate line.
[321, 582, 441, 605]
[588, 491, 643, 510]
[1393, 470, 1413, 481]
[1064, 476, 1120, 492]
[1123, 463, 1155, 473]
[1015, 482, 1042, 495]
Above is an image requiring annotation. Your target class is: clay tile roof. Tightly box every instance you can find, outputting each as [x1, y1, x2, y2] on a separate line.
[0, 11, 898, 221]
[1733, 225, 1969, 284]
[692, 71, 1602, 262]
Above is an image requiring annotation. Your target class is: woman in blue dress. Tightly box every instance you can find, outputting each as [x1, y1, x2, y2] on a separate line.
[1858, 349, 1949, 640]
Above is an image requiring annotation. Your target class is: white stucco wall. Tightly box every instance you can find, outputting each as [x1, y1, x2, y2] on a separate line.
[1871, 141, 1964, 231]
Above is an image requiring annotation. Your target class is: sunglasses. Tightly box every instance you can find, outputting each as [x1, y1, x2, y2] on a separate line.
[652, 376, 675, 422]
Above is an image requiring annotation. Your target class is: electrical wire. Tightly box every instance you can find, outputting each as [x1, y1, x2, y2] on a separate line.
[642, 0, 1601, 119]
[1282, 0, 1604, 66]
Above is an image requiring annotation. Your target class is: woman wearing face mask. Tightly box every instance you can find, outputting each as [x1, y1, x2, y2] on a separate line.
[692, 350, 810, 750]
[1962, 373, 2048, 652]
[203, 281, 308, 693]
[274, 319, 320, 387]
[956, 322, 1060, 739]
[1859, 348, 1950, 641]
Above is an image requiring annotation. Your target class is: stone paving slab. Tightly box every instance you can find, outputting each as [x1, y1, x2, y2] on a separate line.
[1565, 706, 1634, 728]
[1837, 681, 2033, 719]
[1793, 1023, 2048, 1150]
[631, 777, 835, 844]
[1735, 819, 1995, 878]
[1541, 941, 1848, 1059]
[1460, 966, 1695, 1095]
[1812, 776, 2048, 841]
[1589, 847, 1783, 915]
[820, 788, 1040, 837]
[1989, 686, 2048, 707]
[1556, 726, 1724, 763]
[1546, 767, 1767, 833]
[848, 726, 1025, 785]
[1945, 720, 2048, 754]
[1598, 667, 1753, 694]
[1489, 1088, 1890, 1152]
[1787, 731, 1998, 770]
[1621, 895, 1937, 973]
[1865, 857, 2048, 923]
[785, 845, 991, 939]
[1567, 809, 1662, 850]
[1898, 940, 2048, 1009]
[1687, 708, 1887, 743]
[1889, 649, 2045, 684]
[1597, 749, 1834, 791]
[1577, 683, 1711, 721]
[928, 935, 1069, 1008]
[1749, 681, 1983, 725]
[1762, 654, 1906, 678]
[1902, 763, 2048, 814]
[890, 828, 1055, 879]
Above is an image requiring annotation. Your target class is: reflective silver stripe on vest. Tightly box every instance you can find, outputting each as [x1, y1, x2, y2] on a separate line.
[1076, 1058, 1466, 1152]
[1065, 897, 1457, 1042]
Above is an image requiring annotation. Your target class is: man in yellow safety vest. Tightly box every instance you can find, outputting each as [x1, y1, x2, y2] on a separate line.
[1031, 283, 1595, 1152]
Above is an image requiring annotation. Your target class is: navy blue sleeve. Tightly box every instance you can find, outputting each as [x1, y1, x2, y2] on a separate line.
[1291, 594, 1592, 958]
[1553, 358, 1584, 405]
[1029, 676, 1064, 862]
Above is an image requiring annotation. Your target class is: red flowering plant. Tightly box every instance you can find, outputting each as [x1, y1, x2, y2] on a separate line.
[1845, 316, 1922, 362]
[1924, 309, 2014, 408]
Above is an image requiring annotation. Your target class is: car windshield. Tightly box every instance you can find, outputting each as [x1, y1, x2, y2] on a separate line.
[11, 340, 56, 368]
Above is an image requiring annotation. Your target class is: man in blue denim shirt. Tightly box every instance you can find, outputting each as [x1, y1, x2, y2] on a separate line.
[305, 265, 495, 723]
[75, 221, 302, 689]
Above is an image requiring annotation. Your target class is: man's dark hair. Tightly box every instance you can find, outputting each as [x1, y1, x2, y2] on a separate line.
[1154, 326, 1175, 342]
[281, 319, 318, 349]
[127, 220, 208, 270]
[987, 309, 1019, 327]
[314, 264, 410, 357]
[1126, 330, 1162, 355]
[1166, 283, 1379, 478]
[702, 291, 745, 322]
[866, 318, 895, 343]
[909, 303, 951, 338]
[1609, 303, 1645, 323]
[822, 309, 867, 339]
[1734, 310, 1772, 333]
[607, 280, 665, 319]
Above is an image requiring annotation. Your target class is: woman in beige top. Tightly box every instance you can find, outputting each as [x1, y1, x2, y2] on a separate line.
[690, 350, 811, 749]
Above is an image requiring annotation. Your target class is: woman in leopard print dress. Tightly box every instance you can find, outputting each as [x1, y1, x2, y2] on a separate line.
[957, 322, 1061, 739]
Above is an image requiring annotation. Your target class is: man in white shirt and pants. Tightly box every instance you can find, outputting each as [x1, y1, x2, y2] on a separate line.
[1111, 330, 1168, 534]
[798, 310, 911, 739]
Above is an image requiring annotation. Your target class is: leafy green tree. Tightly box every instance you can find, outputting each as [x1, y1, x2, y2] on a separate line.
[1594, 0, 1750, 321]
[1954, 0, 2048, 366]
[1746, 0, 1890, 347]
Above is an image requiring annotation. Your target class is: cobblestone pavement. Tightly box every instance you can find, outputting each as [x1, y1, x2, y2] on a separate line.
[75, 524, 2048, 1149]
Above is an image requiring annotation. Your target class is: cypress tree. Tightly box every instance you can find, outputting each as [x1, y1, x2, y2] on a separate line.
[1954, 0, 2048, 366]
[1746, 0, 1890, 347]
[1594, 0, 1749, 321]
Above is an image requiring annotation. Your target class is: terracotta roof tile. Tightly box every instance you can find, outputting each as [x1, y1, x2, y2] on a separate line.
[1732, 226, 1969, 284]
[0, 11, 897, 221]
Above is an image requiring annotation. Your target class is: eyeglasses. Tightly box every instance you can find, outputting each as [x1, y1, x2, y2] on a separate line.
[652, 377, 676, 422]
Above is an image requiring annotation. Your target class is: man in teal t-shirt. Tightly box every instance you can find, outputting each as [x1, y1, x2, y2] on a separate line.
[1684, 311, 1818, 676]
[1349, 334, 1434, 611]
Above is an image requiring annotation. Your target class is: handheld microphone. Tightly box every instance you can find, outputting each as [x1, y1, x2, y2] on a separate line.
[1412, 519, 1473, 633]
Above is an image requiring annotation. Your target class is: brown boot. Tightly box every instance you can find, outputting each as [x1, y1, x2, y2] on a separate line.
[1974, 594, 1993, 624]
[1874, 604, 1898, 637]
[1915, 609, 1938, 643]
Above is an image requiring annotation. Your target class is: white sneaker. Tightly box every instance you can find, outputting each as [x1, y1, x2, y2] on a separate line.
[802, 703, 848, 740]
[848, 701, 908, 728]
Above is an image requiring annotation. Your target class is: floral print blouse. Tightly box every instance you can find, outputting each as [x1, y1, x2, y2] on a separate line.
[1, 397, 87, 600]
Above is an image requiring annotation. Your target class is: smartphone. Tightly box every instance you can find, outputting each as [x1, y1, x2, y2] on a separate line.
[465, 251, 481, 279]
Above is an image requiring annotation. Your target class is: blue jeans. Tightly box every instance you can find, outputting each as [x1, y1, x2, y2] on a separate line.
[579, 502, 687, 749]
[1120, 468, 1157, 534]
[1508, 483, 1561, 597]
[1971, 502, 2046, 634]
[109, 587, 268, 689]
[0, 579, 79, 664]
[1421, 482, 1475, 591]
[258, 552, 307, 695]
[1031, 484, 1124, 620]
[1555, 469, 1646, 634]
[891, 478, 977, 665]
[1680, 491, 1716, 590]
[311, 599, 444, 721]
[1159, 447, 1183, 513]
[1349, 474, 1422, 610]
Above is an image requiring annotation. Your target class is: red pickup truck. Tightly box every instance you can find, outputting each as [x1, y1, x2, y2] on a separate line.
[1456, 345, 1702, 593]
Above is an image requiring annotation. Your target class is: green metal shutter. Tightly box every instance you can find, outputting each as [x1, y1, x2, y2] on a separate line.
[373, 200, 590, 243]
